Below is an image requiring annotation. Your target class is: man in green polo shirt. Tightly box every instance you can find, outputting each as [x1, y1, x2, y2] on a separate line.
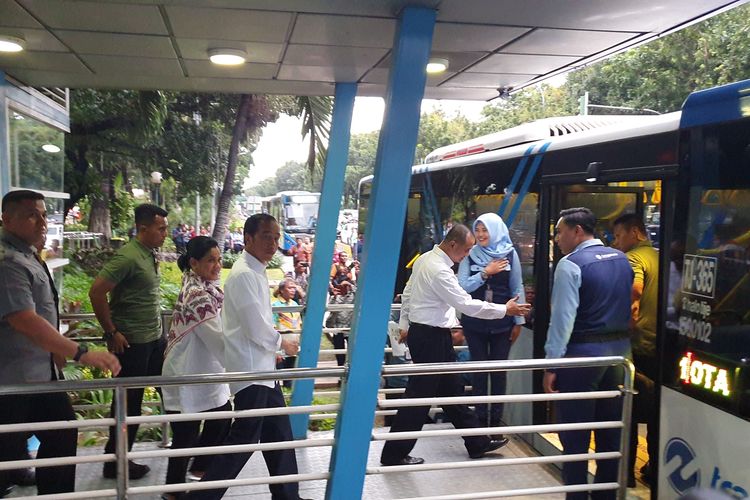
[89, 203, 168, 480]
[612, 213, 659, 487]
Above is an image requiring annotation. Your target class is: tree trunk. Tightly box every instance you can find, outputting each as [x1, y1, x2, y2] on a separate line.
[213, 94, 252, 248]
[88, 171, 112, 241]
[88, 197, 112, 241]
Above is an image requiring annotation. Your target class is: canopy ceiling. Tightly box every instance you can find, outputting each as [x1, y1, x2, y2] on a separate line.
[0, 0, 747, 100]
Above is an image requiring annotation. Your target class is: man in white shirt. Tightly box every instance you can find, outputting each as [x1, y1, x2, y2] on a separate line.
[380, 224, 530, 466]
[190, 214, 305, 500]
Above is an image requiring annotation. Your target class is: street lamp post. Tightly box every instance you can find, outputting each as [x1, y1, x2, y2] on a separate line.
[150, 171, 163, 206]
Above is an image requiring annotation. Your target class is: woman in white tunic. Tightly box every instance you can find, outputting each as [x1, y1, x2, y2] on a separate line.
[162, 237, 231, 499]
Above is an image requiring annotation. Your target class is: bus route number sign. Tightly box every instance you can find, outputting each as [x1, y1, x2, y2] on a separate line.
[682, 254, 717, 299]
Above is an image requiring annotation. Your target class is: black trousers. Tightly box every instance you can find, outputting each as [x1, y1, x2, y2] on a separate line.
[104, 338, 165, 455]
[189, 384, 300, 500]
[331, 332, 346, 367]
[166, 401, 232, 487]
[463, 325, 513, 427]
[628, 368, 657, 480]
[0, 392, 77, 494]
[380, 323, 490, 463]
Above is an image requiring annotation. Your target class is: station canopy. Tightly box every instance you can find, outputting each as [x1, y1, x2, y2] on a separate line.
[0, 0, 747, 100]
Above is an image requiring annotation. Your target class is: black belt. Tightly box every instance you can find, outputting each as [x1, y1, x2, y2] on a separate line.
[411, 323, 450, 333]
[568, 330, 629, 344]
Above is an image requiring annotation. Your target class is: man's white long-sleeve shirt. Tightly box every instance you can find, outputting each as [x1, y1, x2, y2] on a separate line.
[398, 245, 508, 331]
[222, 251, 282, 393]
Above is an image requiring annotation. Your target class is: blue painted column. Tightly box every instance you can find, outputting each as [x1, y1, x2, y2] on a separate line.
[0, 71, 10, 196]
[325, 6, 435, 499]
[290, 82, 357, 438]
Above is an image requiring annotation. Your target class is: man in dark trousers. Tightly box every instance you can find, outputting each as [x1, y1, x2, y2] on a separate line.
[543, 207, 634, 500]
[0, 190, 120, 496]
[380, 224, 530, 466]
[612, 213, 659, 486]
[189, 214, 306, 500]
[89, 203, 168, 479]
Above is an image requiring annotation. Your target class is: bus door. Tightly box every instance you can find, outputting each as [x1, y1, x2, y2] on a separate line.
[531, 183, 647, 456]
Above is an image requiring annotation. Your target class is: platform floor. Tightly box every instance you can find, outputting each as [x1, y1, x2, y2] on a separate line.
[9, 423, 651, 500]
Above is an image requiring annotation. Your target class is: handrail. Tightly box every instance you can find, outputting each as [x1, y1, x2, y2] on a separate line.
[0, 356, 634, 499]
[0, 357, 622, 397]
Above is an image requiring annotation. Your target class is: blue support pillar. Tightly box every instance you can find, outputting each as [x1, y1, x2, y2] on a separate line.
[325, 7, 435, 499]
[290, 83, 357, 438]
[0, 71, 10, 196]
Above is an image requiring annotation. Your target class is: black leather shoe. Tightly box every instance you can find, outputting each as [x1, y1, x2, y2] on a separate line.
[0, 483, 13, 499]
[8, 467, 35, 486]
[102, 460, 151, 479]
[380, 455, 425, 466]
[469, 437, 509, 459]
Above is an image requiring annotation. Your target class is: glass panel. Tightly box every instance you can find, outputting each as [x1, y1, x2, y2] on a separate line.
[561, 188, 639, 245]
[8, 110, 65, 192]
[665, 119, 750, 417]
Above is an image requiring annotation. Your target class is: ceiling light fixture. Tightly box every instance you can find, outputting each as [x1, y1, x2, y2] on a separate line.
[41, 144, 61, 153]
[426, 57, 449, 74]
[0, 35, 25, 53]
[208, 48, 247, 66]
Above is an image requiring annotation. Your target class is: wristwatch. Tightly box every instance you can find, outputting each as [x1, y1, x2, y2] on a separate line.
[73, 344, 89, 362]
[103, 329, 117, 341]
[480, 270, 489, 281]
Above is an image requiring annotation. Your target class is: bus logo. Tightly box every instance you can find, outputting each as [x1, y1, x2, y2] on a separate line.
[664, 437, 701, 494]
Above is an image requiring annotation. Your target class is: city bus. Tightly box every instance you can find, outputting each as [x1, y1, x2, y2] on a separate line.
[262, 190, 320, 235]
[358, 79, 750, 499]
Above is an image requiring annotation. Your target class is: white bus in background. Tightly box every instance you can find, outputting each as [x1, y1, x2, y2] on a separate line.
[262, 191, 320, 235]
[244, 195, 263, 215]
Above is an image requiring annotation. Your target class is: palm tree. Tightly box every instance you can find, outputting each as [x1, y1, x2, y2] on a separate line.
[211, 95, 332, 247]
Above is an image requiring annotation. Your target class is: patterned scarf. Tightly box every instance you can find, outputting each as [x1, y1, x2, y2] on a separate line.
[166, 270, 224, 357]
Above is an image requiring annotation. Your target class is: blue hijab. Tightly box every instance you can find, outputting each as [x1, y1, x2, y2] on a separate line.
[469, 213, 515, 266]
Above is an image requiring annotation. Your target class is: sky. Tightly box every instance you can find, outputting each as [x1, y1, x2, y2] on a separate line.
[246, 96, 489, 188]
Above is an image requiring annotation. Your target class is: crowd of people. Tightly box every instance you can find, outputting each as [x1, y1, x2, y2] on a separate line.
[0, 188, 658, 500]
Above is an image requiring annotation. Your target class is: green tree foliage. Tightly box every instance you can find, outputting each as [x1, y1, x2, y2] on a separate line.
[414, 110, 478, 163]
[475, 85, 576, 136]
[565, 4, 750, 113]
[246, 161, 321, 197]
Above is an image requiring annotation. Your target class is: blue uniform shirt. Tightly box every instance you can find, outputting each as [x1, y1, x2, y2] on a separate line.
[545, 239, 633, 359]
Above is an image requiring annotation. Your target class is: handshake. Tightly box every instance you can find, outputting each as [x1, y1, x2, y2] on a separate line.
[505, 295, 531, 317]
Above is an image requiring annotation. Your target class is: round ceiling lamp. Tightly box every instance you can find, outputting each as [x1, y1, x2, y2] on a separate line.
[426, 57, 449, 74]
[41, 144, 61, 153]
[0, 35, 25, 53]
[208, 48, 247, 66]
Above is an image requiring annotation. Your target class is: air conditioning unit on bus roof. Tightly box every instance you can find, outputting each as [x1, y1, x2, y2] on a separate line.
[423, 115, 658, 164]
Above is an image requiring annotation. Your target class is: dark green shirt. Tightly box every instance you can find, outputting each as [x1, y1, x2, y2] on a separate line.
[99, 239, 161, 344]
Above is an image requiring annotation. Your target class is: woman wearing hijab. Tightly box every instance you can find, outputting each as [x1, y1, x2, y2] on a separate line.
[161, 237, 231, 499]
[458, 213, 526, 439]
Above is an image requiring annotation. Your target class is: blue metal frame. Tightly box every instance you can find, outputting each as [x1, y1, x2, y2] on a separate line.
[0, 72, 9, 196]
[325, 6, 436, 499]
[497, 144, 536, 218]
[506, 141, 550, 227]
[424, 173, 443, 241]
[290, 83, 357, 439]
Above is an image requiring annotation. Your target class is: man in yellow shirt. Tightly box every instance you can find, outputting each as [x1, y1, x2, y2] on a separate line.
[612, 213, 659, 486]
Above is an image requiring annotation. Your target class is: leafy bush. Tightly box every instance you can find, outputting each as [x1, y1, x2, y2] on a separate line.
[64, 222, 87, 232]
[268, 253, 282, 269]
[70, 247, 118, 276]
[222, 251, 240, 269]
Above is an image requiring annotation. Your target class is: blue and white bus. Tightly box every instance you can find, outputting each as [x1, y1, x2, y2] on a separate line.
[262, 190, 320, 235]
[359, 79, 750, 499]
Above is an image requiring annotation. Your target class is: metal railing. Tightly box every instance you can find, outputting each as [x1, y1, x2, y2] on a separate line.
[0, 356, 633, 500]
